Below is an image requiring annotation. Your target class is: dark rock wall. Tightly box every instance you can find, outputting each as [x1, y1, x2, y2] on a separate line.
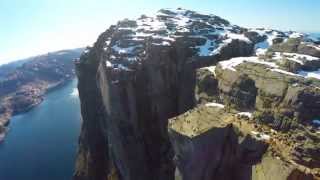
[96, 42, 193, 180]
[74, 30, 114, 180]
[74, 63, 110, 180]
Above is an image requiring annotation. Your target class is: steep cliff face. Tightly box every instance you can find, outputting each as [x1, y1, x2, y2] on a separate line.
[74, 30, 114, 180]
[75, 8, 320, 180]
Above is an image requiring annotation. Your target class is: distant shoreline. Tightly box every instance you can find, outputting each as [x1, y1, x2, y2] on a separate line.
[0, 48, 83, 143]
[0, 78, 76, 143]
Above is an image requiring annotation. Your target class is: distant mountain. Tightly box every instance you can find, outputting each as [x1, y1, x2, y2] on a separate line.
[0, 48, 83, 96]
[0, 48, 83, 80]
[0, 48, 84, 141]
[0, 59, 30, 80]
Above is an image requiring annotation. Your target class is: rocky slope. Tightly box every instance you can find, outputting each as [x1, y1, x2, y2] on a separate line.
[0, 48, 83, 142]
[75, 8, 320, 180]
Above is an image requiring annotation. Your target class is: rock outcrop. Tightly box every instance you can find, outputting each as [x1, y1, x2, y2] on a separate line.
[75, 8, 320, 180]
[196, 53, 320, 130]
[169, 105, 316, 180]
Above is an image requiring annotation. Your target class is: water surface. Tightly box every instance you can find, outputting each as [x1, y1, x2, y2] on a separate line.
[0, 79, 81, 180]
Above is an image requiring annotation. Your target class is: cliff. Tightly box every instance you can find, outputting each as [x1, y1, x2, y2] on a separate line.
[75, 8, 320, 180]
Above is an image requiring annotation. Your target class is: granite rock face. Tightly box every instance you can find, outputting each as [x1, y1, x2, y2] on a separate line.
[75, 8, 320, 180]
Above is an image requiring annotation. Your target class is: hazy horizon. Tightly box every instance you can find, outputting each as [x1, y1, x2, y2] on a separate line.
[1, 0, 320, 65]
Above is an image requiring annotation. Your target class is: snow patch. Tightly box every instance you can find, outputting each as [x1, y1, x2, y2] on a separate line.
[106, 61, 112, 67]
[218, 56, 278, 71]
[201, 66, 216, 76]
[197, 38, 218, 56]
[226, 33, 251, 43]
[112, 44, 142, 55]
[205, 102, 225, 109]
[289, 32, 304, 39]
[237, 112, 252, 118]
[272, 52, 319, 65]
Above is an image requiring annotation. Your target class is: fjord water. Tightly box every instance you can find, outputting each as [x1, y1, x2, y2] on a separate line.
[0, 80, 81, 180]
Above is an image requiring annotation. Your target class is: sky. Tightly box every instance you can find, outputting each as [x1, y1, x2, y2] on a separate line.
[1, 0, 320, 65]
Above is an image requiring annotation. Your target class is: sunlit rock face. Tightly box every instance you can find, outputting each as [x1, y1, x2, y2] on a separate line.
[74, 8, 320, 180]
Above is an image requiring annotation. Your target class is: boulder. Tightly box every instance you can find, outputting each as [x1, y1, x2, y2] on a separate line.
[244, 31, 267, 44]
